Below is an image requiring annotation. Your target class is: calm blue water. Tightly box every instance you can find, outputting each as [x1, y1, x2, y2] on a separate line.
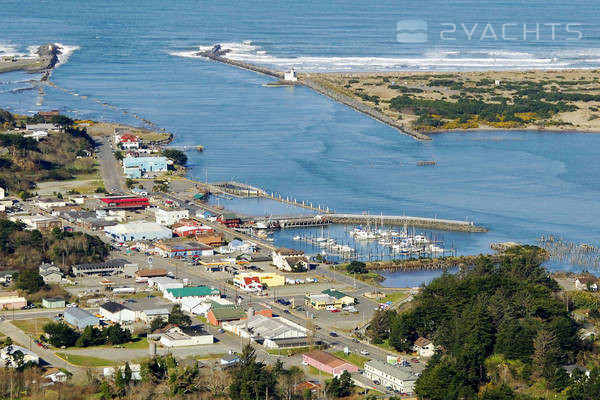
[2, 0, 600, 286]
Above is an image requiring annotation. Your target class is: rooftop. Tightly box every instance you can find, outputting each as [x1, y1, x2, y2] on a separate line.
[166, 286, 220, 298]
[64, 307, 98, 321]
[210, 307, 247, 321]
[304, 350, 349, 368]
[275, 247, 304, 256]
[105, 221, 172, 234]
[100, 301, 129, 313]
[365, 359, 419, 381]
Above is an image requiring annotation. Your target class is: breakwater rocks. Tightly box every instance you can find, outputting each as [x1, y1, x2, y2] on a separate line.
[368, 255, 481, 272]
[302, 77, 431, 141]
[0, 43, 61, 78]
[327, 214, 487, 233]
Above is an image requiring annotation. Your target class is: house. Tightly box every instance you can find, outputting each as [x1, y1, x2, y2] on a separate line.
[147, 276, 184, 293]
[154, 240, 214, 258]
[413, 337, 435, 358]
[563, 364, 591, 378]
[104, 363, 142, 381]
[25, 123, 58, 131]
[159, 326, 213, 347]
[164, 286, 220, 303]
[118, 134, 140, 150]
[222, 314, 308, 349]
[123, 156, 168, 178]
[0, 291, 27, 310]
[24, 131, 49, 141]
[0, 270, 16, 284]
[363, 360, 418, 394]
[135, 268, 168, 282]
[235, 272, 286, 288]
[216, 213, 241, 228]
[39, 263, 63, 283]
[42, 297, 66, 309]
[100, 196, 149, 210]
[272, 248, 308, 271]
[575, 275, 599, 291]
[302, 350, 359, 376]
[37, 110, 60, 120]
[0, 345, 39, 367]
[295, 382, 322, 397]
[321, 289, 356, 306]
[63, 307, 100, 329]
[220, 354, 240, 366]
[73, 259, 138, 277]
[43, 367, 68, 383]
[194, 232, 225, 247]
[155, 208, 189, 226]
[207, 307, 247, 326]
[99, 302, 137, 323]
[235, 276, 263, 292]
[104, 221, 172, 242]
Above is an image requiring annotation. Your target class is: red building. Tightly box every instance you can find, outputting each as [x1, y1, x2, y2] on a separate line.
[172, 219, 213, 237]
[217, 213, 242, 228]
[302, 350, 359, 376]
[100, 196, 149, 209]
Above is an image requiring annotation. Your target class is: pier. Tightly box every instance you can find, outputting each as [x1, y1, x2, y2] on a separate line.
[326, 214, 487, 232]
[196, 46, 430, 141]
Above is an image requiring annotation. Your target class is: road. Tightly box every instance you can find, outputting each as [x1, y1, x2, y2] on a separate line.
[96, 135, 125, 193]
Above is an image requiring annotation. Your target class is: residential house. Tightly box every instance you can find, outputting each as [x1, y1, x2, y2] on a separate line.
[39, 263, 63, 283]
[220, 354, 240, 367]
[302, 350, 359, 376]
[413, 337, 435, 358]
[43, 367, 68, 383]
[235, 276, 263, 292]
[272, 248, 308, 271]
[575, 275, 599, 291]
[118, 134, 139, 150]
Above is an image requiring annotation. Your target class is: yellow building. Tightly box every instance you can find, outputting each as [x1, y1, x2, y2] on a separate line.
[235, 272, 285, 288]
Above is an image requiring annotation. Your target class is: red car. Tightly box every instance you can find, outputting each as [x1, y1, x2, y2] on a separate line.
[331, 309, 341, 313]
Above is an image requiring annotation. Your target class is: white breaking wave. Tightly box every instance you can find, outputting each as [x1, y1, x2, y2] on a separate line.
[53, 43, 80, 67]
[169, 40, 600, 71]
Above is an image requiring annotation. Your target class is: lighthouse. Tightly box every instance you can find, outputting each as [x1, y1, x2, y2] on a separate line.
[284, 67, 298, 82]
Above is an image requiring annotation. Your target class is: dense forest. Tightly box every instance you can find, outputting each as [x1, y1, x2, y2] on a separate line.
[0, 219, 110, 270]
[0, 110, 96, 192]
[367, 246, 597, 399]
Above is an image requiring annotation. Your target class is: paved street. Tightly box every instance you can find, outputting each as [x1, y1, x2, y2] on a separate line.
[96, 135, 125, 193]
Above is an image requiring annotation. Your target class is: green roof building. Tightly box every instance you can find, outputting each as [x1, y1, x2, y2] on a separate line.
[321, 289, 356, 305]
[208, 307, 248, 326]
[165, 286, 220, 301]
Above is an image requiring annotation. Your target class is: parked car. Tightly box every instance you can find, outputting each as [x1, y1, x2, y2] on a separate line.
[66, 303, 77, 308]
[360, 350, 370, 355]
[331, 309, 340, 313]
[329, 332, 338, 337]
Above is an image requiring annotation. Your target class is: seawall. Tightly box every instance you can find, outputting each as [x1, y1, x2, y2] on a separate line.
[327, 213, 487, 233]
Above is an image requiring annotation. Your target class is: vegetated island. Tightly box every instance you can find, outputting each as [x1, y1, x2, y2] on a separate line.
[307, 69, 600, 137]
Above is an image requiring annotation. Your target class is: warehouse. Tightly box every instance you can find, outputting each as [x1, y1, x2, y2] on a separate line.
[222, 314, 308, 349]
[64, 307, 100, 329]
[99, 302, 136, 324]
[104, 221, 172, 242]
[147, 276, 184, 293]
[159, 326, 213, 347]
[164, 286, 220, 303]
[302, 350, 359, 376]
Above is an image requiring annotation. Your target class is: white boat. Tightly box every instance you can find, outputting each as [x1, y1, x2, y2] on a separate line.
[293, 235, 301, 241]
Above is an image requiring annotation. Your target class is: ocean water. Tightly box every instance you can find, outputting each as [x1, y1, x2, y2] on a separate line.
[2, 0, 600, 287]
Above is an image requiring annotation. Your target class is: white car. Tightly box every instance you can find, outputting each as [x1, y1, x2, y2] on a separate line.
[360, 350, 370, 355]
[66, 303, 77, 308]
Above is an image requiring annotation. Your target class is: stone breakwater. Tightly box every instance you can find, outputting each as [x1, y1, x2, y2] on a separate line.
[302, 77, 431, 141]
[199, 50, 430, 141]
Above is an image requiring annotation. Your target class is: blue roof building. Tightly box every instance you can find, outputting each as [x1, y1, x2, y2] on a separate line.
[123, 156, 168, 178]
[63, 307, 99, 329]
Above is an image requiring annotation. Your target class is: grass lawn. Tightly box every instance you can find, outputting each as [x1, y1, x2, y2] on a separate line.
[266, 346, 312, 356]
[121, 337, 148, 349]
[56, 352, 115, 367]
[11, 318, 50, 338]
[333, 351, 370, 368]
[382, 291, 410, 304]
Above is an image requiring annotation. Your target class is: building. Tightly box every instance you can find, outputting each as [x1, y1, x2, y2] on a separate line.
[321, 289, 356, 306]
[36, 197, 67, 211]
[155, 208, 189, 226]
[413, 337, 435, 358]
[181, 297, 234, 316]
[63, 307, 100, 329]
[118, 134, 140, 150]
[235, 272, 285, 289]
[99, 302, 137, 323]
[575, 276, 599, 291]
[0, 291, 27, 310]
[123, 156, 168, 178]
[39, 263, 64, 283]
[194, 232, 225, 247]
[363, 360, 417, 394]
[25, 123, 58, 131]
[222, 314, 308, 349]
[304, 293, 341, 310]
[140, 308, 171, 323]
[159, 326, 213, 347]
[135, 268, 168, 281]
[0, 270, 15, 284]
[0, 345, 39, 367]
[104, 221, 172, 242]
[302, 350, 359, 376]
[164, 286, 220, 303]
[100, 196, 150, 210]
[43, 367, 68, 383]
[207, 307, 247, 326]
[154, 240, 214, 258]
[216, 213, 241, 228]
[172, 219, 213, 237]
[13, 215, 62, 233]
[220, 354, 240, 366]
[284, 68, 298, 81]
[272, 248, 308, 271]
[42, 297, 65, 309]
[148, 276, 184, 293]
[72, 259, 138, 276]
[235, 276, 262, 292]
[104, 364, 142, 381]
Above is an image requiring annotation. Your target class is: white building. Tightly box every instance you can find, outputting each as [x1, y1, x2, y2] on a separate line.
[0, 345, 39, 367]
[284, 68, 298, 82]
[99, 302, 137, 324]
[104, 221, 172, 242]
[363, 360, 418, 394]
[36, 197, 67, 211]
[147, 276, 184, 293]
[271, 247, 308, 271]
[413, 337, 435, 358]
[0, 187, 4, 199]
[24, 131, 48, 141]
[181, 297, 234, 316]
[222, 314, 308, 349]
[155, 208, 189, 226]
[159, 326, 213, 347]
[140, 308, 171, 323]
[44, 368, 69, 383]
[39, 263, 63, 283]
[104, 364, 142, 381]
